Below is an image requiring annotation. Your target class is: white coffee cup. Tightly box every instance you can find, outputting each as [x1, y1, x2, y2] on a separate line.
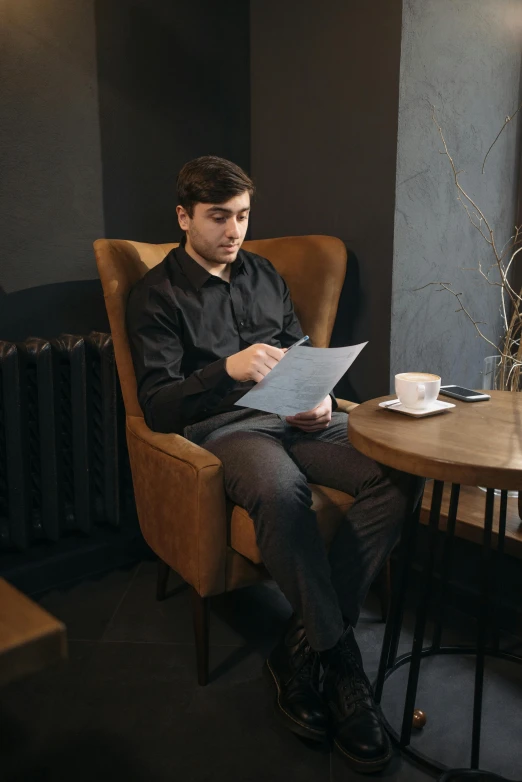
[395, 372, 441, 410]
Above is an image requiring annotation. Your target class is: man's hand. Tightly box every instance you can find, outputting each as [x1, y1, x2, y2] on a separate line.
[225, 343, 286, 383]
[285, 395, 332, 432]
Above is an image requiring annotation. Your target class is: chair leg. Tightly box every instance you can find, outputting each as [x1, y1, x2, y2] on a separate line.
[377, 558, 392, 622]
[191, 587, 210, 686]
[156, 558, 170, 601]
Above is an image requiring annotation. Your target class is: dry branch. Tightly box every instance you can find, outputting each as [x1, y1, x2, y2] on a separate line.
[420, 106, 522, 391]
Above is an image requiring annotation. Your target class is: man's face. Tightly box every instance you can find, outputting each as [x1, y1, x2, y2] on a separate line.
[176, 192, 250, 267]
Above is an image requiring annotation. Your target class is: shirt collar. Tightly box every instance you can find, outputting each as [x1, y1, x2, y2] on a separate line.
[174, 238, 248, 292]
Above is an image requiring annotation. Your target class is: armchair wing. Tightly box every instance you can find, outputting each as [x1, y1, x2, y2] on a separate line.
[335, 399, 359, 414]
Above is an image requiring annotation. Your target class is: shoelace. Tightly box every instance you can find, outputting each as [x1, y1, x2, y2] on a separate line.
[336, 648, 374, 707]
[287, 640, 318, 687]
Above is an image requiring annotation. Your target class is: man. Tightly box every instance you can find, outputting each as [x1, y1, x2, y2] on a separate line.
[126, 156, 421, 773]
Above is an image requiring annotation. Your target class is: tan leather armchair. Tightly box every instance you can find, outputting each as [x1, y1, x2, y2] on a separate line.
[93, 235, 388, 684]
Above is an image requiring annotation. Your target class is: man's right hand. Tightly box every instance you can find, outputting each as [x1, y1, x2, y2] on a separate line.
[225, 343, 286, 383]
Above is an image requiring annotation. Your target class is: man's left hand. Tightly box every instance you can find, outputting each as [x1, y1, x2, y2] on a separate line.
[285, 395, 332, 432]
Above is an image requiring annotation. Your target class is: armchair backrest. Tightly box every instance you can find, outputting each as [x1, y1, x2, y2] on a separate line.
[93, 236, 347, 419]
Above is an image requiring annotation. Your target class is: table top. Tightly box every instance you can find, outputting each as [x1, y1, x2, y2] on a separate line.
[348, 390, 522, 490]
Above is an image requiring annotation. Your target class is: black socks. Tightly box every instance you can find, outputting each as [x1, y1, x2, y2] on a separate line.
[319, 622, 352, 669]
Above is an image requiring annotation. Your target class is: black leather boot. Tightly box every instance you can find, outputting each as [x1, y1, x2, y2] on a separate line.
[266, 615, 328, 742]
[322, 627, 392, 773]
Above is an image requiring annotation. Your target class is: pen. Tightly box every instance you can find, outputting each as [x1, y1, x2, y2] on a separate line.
[285, 335, 309, 351]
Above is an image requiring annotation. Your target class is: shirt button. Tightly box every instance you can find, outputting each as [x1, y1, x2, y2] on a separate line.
[239, 321, 244, 327]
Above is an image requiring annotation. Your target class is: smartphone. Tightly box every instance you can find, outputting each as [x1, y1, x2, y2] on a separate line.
[440, 385, 491, 402]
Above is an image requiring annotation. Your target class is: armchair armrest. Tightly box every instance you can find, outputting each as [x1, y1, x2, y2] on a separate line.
[125, 415, 228, 597]
[335, 398, 359, 414]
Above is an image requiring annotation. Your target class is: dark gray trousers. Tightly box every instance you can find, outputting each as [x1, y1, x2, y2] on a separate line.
[184, 408, 423, 652]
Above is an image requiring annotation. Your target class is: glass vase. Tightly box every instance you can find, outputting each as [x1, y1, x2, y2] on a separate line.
[482, 354, 501, 391]
[479, 354, 518, 497]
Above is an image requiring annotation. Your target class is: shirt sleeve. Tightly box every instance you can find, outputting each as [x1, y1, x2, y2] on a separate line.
[126, 283, 237, 433]
[277, 277, 338, 413]
[278, 277, 307, 347]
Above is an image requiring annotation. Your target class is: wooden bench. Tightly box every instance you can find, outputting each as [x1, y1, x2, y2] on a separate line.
[374, 485, 521, 622]
[421, 483, 522, 559]
[0, 578, 67, 687]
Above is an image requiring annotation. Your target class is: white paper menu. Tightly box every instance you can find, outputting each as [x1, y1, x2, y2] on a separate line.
[236, 342, 367, 417]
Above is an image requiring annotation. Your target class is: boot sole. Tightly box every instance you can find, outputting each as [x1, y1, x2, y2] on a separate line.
[265, 659, 328, 743]
[333, 736, 393, 774]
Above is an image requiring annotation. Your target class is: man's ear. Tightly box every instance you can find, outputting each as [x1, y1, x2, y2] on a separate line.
[176, 205, 190, 231]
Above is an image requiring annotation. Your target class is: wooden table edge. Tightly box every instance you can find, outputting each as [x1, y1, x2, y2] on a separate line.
[348, 395, 522, 491]
[0, 578, 68, 687]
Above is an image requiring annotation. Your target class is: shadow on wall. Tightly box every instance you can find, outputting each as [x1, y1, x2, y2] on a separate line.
[94, 0, 250, 241]
[331, 249, 364, 404]
[0, 280, 109, 342]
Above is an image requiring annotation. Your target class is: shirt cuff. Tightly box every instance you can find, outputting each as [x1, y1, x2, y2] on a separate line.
[199, 356, 237, 394]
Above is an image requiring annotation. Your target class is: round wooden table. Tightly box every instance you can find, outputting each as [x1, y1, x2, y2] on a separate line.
[349, 390, 522, 489]
[348, 390, 522, 778]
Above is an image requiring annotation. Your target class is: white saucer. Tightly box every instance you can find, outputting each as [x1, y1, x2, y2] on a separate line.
[379, 398, 456, 417]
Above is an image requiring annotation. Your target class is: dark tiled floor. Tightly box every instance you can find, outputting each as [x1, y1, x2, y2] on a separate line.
[1, 562, 521, 781]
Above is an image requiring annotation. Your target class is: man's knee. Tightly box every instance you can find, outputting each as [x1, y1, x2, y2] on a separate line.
[385, 470, 424, 519]
[250, 472, 313, 519]
[205, 431, 313, 516]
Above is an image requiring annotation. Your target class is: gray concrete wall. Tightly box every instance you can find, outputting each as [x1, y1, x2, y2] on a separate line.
[250, 0, 403, 402]
[0, 0, 104, 294]
[391, 0, 522, 390]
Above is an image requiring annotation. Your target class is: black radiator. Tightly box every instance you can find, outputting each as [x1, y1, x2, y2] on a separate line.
[0, 332, 134, 553]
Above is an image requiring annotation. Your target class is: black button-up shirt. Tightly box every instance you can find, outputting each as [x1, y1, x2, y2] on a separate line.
[126, 242, 336, 434]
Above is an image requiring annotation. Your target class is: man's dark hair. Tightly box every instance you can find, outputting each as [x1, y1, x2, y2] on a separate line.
[177, 156, 255, 217]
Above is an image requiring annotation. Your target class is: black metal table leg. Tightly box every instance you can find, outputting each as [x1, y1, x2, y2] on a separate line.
[387, 495, 423, 670]
[374, 493, 423, 704]
[470, 488, 495, 769]
[432, 483, 460, 651]
[400, 479, 444, 746]
[492, 490, 508, 654]
[442, 490, 517, 781]
[377, 481, 522, 776]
